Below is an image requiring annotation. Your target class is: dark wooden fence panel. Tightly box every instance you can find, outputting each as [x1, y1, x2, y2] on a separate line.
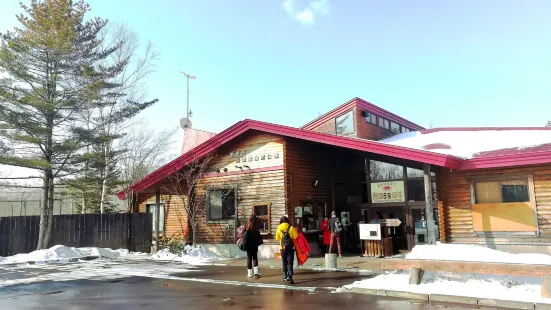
[0, 213, 152, 257]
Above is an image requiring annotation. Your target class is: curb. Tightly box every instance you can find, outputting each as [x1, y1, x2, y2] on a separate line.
[347, 287, 545, 309]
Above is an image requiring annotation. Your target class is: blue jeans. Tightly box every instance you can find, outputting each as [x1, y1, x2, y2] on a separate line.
[281, 247, 295, 277]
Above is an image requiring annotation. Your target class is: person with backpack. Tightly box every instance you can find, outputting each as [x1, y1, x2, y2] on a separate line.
[275, 216, 298, 284]
[244, 215, 263, 278]
[328, 211, 343, 257]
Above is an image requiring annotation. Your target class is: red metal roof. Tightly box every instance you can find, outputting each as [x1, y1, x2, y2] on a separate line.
[117, 119, 459, 199]
[461, 143, 551, 170]
[302, 97, 425, 131]
[422, 127, 551, 134]
[118, 120, 551, 199]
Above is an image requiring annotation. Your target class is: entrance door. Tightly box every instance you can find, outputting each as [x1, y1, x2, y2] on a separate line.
[370, 207, 408, 254]
[411, 207, 440, 245]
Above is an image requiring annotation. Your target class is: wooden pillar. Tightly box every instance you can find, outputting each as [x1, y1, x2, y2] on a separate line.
[403, 166, 414, 251]
[423, 164, 436, 245]
[154, 189, 161, 252]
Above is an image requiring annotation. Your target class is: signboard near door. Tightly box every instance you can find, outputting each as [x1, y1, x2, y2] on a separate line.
[371, 181, 405, 203]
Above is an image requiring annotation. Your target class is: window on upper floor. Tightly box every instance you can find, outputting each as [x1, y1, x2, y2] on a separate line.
[364, 112, 377, 125]
[379, 117, 390, 130]
[390, 122, 400, 134]
[401, 127, 411, 133]
[335, 110, 355, 136]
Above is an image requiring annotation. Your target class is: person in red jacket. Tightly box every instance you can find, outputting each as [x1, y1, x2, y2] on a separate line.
[320, 217, 331, 253]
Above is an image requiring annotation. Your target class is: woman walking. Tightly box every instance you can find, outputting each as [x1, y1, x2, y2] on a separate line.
[245, 215, 263, 278]
[275, 216, 298, 284]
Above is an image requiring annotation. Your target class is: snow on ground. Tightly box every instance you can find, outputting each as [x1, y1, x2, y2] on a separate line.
[0, 245, 129, 265]
[380, 129, 551, 159]
[343, 270, 550, 303]
[342, 244, 551, 303]
[0, 259, 198, 288]
[0, 245, 225, 266]
[406, 244, 551, 265]
[0, 245, 211, 288]
[151, 247, 224, 265]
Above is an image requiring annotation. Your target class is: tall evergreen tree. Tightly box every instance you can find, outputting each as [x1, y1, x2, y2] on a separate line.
[0, 0, 118, 249]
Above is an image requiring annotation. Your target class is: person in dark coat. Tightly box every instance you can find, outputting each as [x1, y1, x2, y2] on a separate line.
[245, 215, 263, 278]
[328, 211, 342, 257]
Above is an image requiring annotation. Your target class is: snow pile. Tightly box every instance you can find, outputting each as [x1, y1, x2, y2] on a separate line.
[407, 244, 551, 265]
[0, 245, 124, 265]
[381, 129, 551, 159]
[344, 271, 546, 303]
[152, 247, 223, 265]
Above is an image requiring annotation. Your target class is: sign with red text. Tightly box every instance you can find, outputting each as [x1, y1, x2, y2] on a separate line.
[371, 181, 405, 204]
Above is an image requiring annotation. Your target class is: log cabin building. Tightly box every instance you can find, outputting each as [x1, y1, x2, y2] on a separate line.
[118, 97, 551, 258]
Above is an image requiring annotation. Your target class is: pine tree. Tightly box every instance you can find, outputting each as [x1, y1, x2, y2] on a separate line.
[0, 0, 118, 249]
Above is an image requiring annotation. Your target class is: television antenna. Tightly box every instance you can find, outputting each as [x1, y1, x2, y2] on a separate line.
[179, 71, 196, 129]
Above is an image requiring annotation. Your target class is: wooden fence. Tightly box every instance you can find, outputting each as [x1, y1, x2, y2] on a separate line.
[0, 213, 153, 257]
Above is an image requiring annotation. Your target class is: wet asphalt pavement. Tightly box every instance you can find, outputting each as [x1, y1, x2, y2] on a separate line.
[0, 276, 476, 310]
[0, 263, 483, 309]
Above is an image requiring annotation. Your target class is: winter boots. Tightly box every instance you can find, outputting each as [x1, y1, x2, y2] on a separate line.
[248, 267, 261, 279]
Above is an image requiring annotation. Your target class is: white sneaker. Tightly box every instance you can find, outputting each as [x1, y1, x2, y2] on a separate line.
[253, 266, 261, 277]
[247, 269, 253, 278]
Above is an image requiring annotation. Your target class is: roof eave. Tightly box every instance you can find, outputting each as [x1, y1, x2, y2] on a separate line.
[461, 151, 551, 170]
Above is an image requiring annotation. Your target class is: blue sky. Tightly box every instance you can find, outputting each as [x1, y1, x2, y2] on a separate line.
[1, 0, 550, 138]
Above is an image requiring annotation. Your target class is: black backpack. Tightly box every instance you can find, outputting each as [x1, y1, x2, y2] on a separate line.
[281, 225, 293, 249]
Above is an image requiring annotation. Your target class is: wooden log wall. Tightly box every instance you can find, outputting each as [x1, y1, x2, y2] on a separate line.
[137, 193, 189, 238]
[136, 132, 287, 244]
[436, 164, 551, 244]
[194, 170, 285, 244]
[284, 138, 334, 222]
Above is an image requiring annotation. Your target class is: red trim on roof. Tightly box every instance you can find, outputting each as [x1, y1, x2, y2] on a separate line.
[118, 119, 551, 199]
[421, 127, 551, 134]
[118, 119, 458, 199]
[301, 97, 425, 131]
[354, 98, 425, 131]
[473, 143, 551, 158]
[462, 149, 551, 170]
[301, 99, 356, 130]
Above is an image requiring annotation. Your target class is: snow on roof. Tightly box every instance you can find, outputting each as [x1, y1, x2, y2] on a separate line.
[380, 128, 551, 159]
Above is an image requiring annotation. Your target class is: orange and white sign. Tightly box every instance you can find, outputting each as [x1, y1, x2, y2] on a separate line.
[371, 181, 405, 203]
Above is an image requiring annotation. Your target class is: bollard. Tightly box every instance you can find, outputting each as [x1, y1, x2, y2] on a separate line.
[409, 267, 424, 285]
[325, 253, 338, 269]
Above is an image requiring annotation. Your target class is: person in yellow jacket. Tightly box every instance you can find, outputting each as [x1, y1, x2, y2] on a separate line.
[275, 216, 298, 284]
